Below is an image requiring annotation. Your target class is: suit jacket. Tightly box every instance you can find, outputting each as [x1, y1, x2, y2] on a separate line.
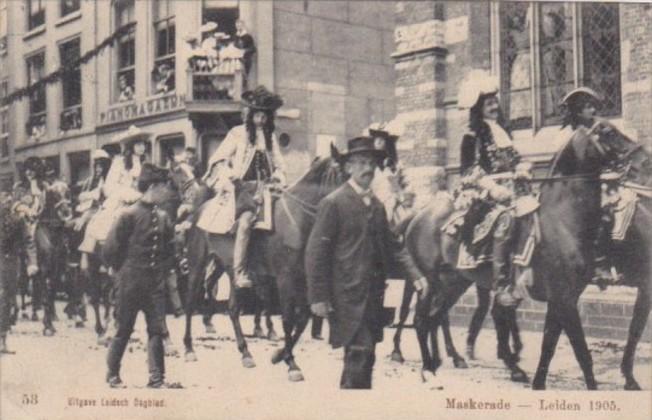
[305, 183, 422, 348]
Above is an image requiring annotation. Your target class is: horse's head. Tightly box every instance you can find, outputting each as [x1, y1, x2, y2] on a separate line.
[47, 182, 73, 223]
[289, 143, 348, 203]
[590, 120, 652, 187]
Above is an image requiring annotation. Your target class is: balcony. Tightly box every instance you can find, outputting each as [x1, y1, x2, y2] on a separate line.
[185, 55, 244, 115]
[26, 113, 46, 140]
[60, 105, 83, 132]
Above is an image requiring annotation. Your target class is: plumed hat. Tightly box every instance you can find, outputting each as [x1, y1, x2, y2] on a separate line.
[113, 125, 152, 148]
[457, 69, 499, 109]
[241, 86, 284, 112]
[560, 87, 603, 108]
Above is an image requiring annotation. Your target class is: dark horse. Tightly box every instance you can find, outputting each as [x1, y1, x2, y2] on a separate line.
[170, 147, 346, 381]
[18, 182, 73, 336]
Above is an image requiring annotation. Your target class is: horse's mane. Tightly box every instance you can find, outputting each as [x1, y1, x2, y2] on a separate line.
[287, 156, 334, 191]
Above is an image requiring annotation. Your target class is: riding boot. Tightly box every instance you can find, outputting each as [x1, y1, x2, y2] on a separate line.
[492, 211, 518, 307]
[233, 211, 255, 289]
[592, 218, 621, 288]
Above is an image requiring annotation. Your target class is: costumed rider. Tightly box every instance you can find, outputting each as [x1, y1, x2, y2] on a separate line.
[202, 86, 287, 289]
[557, 87, 623, 286]
[455, 69, 525, 306]
[12, 156, 47, 279]
[73, 149, 112, 232]
[80, 125, 150, 257]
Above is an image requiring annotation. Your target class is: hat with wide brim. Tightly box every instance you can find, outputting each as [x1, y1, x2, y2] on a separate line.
[457, 69, 499, 109]
[560, 87, 604, 107]
[344, 136, 387, 160]
[113, 125, 153, 147]
[241, 86, 284, 112]
[92, 149, 111, 161]
[200, 21, 218, 33]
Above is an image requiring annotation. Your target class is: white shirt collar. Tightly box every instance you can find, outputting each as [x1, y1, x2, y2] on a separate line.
[348, 178, 371, 196]
[485, 119, 513, 148]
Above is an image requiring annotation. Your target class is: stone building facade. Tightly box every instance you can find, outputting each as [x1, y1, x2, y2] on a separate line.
[393, 2, 652, 195]
[0, 0, 396, 187]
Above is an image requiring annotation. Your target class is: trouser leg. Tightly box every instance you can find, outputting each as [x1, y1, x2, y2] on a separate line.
[144, 275, 167, 385]
[233, 211, 255, 288]
[106, 273, 139, 378]
[340, 323, 376, 389]
[492, 211, 514, 290]
[165, 269, 183, 316]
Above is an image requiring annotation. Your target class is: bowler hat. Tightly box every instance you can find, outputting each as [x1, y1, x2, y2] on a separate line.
[137, 163, 169, 192]
[241, 86, 283, 112]
[344, 136, 387, 160]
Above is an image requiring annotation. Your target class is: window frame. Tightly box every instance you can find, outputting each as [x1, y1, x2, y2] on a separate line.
[27, 0, 46, 31]
[59, 36, 83, 131]
[151, 0, 176, 95]
[491, 2, 622, 135]
[113, 0, 136, 103]
[60, 0, 80, 18]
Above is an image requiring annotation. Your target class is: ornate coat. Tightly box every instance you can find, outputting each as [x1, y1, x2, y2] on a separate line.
[460, 121, 520, 177]
[305, 182, 422, 348]
[207, 125, 286, 184]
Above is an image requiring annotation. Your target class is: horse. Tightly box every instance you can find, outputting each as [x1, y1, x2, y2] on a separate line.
[567, 121, 652, 390]
[17, 181, 74, 335]
[170, 147, 347, 381]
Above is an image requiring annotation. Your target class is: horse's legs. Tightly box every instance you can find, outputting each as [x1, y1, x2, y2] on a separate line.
[429, 321, 442, 371]
[42, 273, 56, 335]
[391, 280, 415, 363]
[414, 314, 433, 378]
[621, 286, 651, 390]
[263, 277, 278, 341]
[226, 268, 255, 368]
[31, 273, 42, 321]
[532, 305, 563, 390]
[492, 302, 527, 382]
[202, 268, 219, 334]
[559, 303, 597, 390]
[467, 285, 490, 360]
[441, 313, 468, 368]
[183, 234, 209, 362]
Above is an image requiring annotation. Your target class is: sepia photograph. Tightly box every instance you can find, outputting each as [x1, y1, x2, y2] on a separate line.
[0, 1, 650, 419]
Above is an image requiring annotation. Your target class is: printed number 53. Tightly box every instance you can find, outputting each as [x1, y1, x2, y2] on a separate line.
[22, 394, 38, 405]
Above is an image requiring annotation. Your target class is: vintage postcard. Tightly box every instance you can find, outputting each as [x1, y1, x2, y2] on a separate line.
[0, 1, 650, 419]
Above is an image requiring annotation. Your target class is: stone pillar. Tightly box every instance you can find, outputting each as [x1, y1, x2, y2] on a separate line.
[392, 1, 448, 204]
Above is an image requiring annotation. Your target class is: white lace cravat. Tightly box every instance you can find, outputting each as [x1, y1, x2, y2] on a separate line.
[486, 119, 513, 149]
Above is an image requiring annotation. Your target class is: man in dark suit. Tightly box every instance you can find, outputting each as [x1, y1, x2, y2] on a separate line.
[306, 136, 428, 389]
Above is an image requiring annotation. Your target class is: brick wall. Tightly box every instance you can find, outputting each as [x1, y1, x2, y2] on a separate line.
[620, 3, 652, 154]
[273, 1, 397, 161]
[447, 286, 651, 342]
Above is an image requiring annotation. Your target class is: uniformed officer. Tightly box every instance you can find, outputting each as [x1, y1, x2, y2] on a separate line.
[103, 164, 176, 388]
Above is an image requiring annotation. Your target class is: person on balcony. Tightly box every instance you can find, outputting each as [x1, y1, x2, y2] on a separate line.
[233, 20, 256, 84]
[118, 74, 134, 103]
[202, 86, 286, 289]
[199, 21, 219, 70]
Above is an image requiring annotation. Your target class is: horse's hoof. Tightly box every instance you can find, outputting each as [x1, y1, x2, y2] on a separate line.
[271, 348, 285, 365]
[31, 313, 39, 322]
[253, 327, 265, 339]
[97, 335, 108, 346]
[267, 330, 280, 342]
[466, 345, 476, 361]
[21, 312, 30, 320]
[587, 380, 598, 391]
[204, 324, 216, 334]
[453, 358, 469, 369]
[624, 379, 641, 391]
[185, 352, 198, 363]
[510, 368, 529, 383]
[532, 380, 546, 390]
[288, 369, 304, 382]
[43, 327, 56, 337]
[390, 350, 405, 364]
[242, 356, 256, 368]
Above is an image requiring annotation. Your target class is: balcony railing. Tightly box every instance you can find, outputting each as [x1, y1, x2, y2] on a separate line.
[26, 112, 46, 140]
[60, 105, 82, 131]
[186, 55, 244, 107]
